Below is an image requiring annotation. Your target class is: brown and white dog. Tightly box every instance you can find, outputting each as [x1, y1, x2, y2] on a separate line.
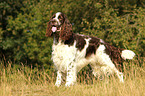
[46, 12, 135, 87]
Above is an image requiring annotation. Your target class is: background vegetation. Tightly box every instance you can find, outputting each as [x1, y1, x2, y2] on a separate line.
[1, 0, 145, 67]
[0, 0, 145, 95]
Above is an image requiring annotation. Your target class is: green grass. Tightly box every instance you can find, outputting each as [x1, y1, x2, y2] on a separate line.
[0, 59, 145, 96]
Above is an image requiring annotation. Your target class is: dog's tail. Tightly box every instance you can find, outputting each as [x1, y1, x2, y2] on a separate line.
[121, 50, 135, 60]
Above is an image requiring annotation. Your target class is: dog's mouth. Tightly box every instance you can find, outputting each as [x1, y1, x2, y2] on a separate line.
[50, 20, 61, 32]
[51, 26, 61, 32]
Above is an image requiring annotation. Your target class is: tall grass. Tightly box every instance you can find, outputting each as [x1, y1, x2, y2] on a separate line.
[0, 59, 145, 96]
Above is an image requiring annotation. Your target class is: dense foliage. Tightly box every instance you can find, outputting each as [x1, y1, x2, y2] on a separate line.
[0, 0, 145, 69]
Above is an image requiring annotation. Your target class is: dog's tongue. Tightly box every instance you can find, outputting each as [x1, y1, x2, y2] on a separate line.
[52, 27, 57, 32]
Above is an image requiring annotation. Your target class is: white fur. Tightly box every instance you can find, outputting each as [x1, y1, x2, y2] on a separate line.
[100, 39, 105, 43]
[52, 41, 77, 72]
[121, 50, 135, 60]
[52, 39, 125, 87]
[53, 12, 61, 25]
[90, 45, 124, 82]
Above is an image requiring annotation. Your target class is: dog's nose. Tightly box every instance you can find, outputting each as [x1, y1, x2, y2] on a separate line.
[50, 19, 57, 25]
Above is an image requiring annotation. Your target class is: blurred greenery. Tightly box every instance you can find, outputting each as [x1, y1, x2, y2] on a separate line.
[0, 0, 145, 70]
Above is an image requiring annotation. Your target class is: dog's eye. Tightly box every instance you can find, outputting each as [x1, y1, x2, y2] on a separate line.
[58, 15, 62, 20]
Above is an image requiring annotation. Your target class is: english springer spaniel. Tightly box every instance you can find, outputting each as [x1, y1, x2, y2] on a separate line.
[46, 12, 135, 87]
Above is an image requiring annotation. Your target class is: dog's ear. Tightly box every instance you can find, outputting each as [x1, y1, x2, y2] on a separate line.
[59, 14, 73, 40]
[45, 21, 53, 37]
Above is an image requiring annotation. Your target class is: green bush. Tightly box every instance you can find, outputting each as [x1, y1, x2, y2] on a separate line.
[1, 0, 145, 70]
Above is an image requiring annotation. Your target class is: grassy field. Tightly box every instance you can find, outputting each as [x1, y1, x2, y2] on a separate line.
[0, 59, 145, 96]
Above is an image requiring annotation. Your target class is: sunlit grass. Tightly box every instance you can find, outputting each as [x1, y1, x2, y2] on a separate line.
[0, 59, 145, 96]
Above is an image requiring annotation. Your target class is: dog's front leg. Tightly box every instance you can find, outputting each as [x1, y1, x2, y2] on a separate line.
[65, 63, 77, 87]
[55, 71, 62, 87]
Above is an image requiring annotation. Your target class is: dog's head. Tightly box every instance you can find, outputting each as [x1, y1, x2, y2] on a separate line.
[46, 12, 72, 41]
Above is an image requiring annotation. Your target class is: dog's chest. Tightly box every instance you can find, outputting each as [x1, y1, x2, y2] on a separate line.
[52, 42, 77, 72]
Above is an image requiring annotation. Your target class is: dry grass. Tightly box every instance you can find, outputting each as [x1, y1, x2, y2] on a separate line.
[0, 59, 145, 96]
